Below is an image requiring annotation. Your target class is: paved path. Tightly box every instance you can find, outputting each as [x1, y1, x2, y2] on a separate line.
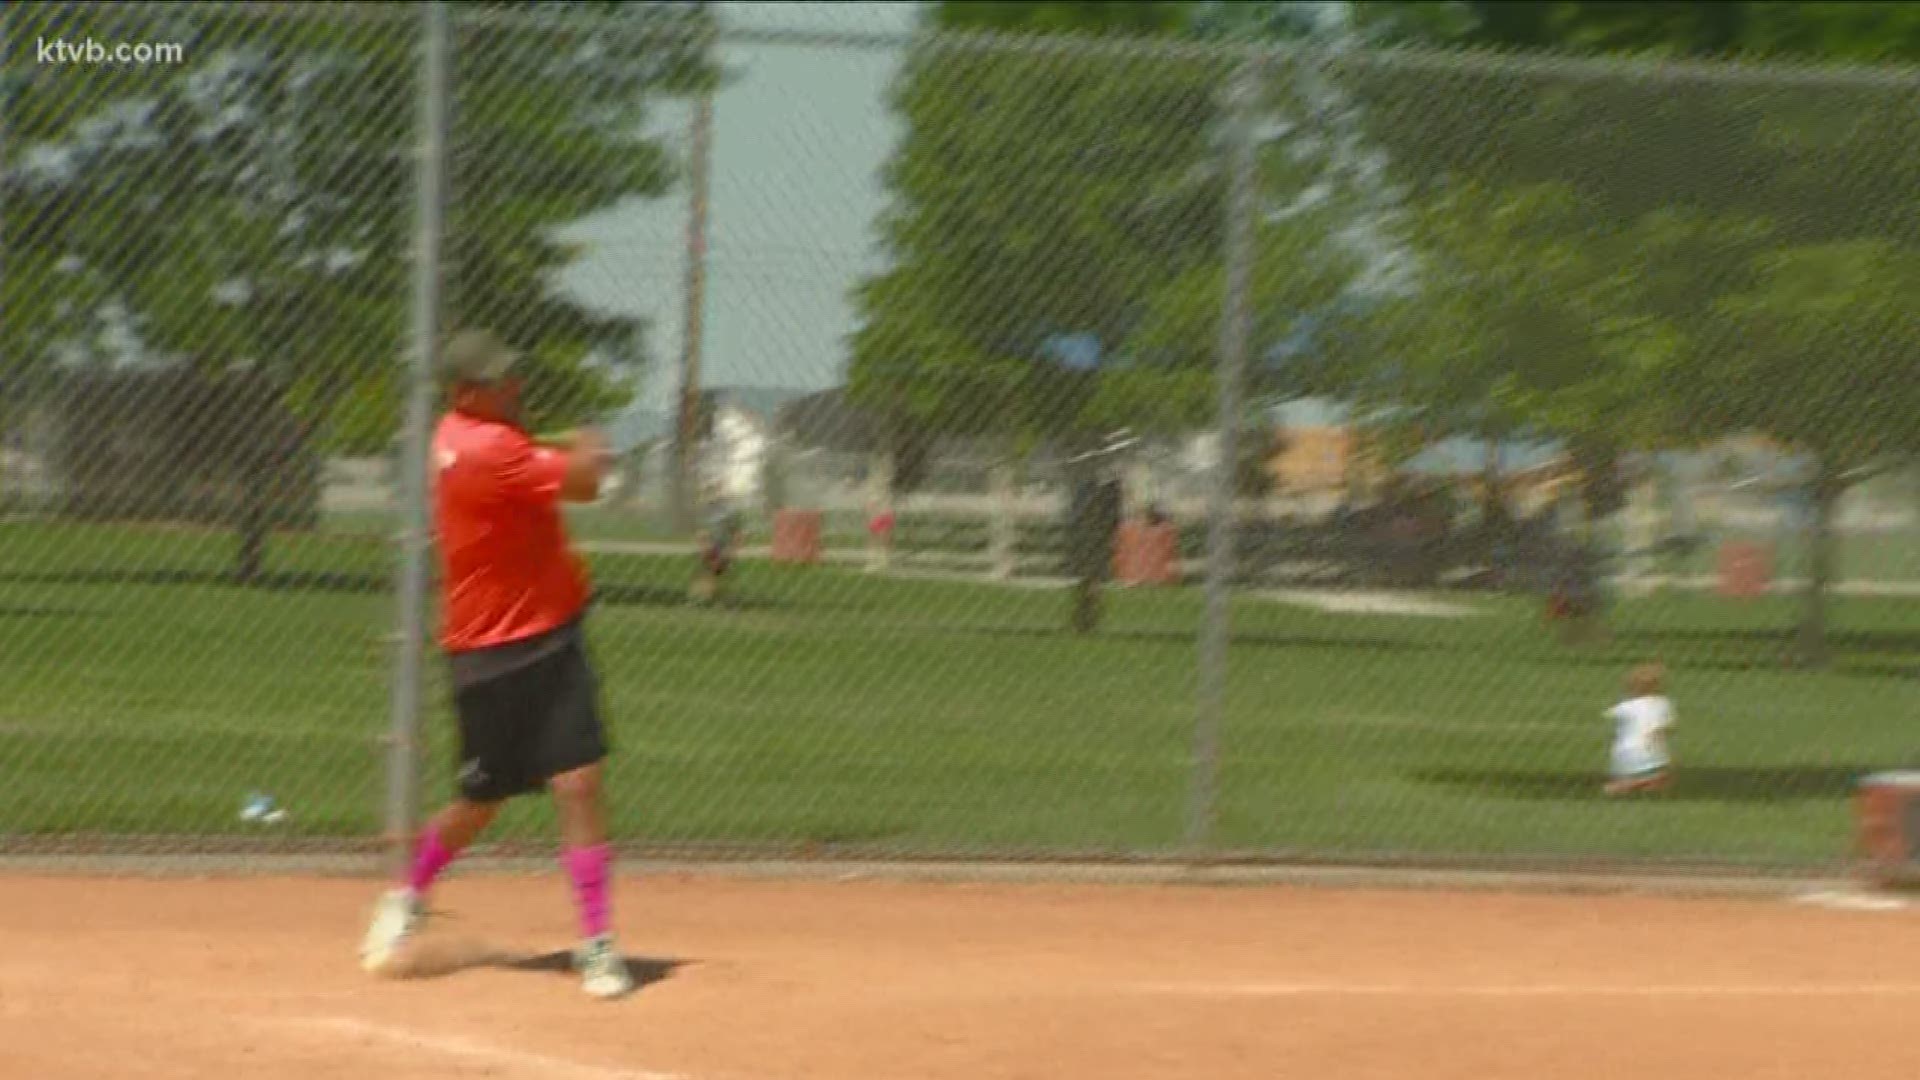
[577, 540, 1920, 598]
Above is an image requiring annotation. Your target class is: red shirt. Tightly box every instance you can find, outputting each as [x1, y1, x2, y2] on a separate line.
[431, 410, 590, 653]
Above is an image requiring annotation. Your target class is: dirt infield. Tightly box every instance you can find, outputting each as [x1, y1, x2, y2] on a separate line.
[7, 872, 1920, 1079]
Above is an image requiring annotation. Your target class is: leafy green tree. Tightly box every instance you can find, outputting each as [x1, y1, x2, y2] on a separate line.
[857, 0, 1418, 478]
[1686, 240, 1920, 664]
[1374, 2, 1920, 62]
[924, 2, 1192, 37]
[870, 1, 1920, 662]
[1340, 1, 1920, 303]
[1330, 6, 1920, 664]
[848, 25, 1231, 472]
[3, 1, 713, 579]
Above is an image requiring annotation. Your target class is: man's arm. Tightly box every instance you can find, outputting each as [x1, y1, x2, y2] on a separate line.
[501, 428, 613, 505]
[549, 429, 613, 503]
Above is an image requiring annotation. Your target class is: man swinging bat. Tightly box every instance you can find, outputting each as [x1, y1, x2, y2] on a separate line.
[360, 328, 632, 1000]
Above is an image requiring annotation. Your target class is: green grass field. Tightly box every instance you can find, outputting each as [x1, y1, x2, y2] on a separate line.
[2, 518, 1917, 870]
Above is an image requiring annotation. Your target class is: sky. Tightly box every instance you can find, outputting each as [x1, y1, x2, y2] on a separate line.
[555, 1, 923, 433]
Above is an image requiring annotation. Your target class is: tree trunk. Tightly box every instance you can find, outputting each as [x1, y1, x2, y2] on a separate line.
[1063, 459, 1118, 634]
[1794, 460, 1840, 669]
[236, 478, 269, 586]
[0, 405, 12, 518]
[230, 402, 306, 589]
[1070, 577, 1101, 634]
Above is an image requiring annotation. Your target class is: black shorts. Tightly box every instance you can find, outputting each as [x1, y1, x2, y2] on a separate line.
[448, 622, 609, 804]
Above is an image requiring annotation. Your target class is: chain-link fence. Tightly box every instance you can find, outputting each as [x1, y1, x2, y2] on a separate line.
[3, 1, 422, 859]
[4, 2, 1917, 874]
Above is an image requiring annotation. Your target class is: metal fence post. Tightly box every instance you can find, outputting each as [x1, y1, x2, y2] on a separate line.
[386, 0, 449, 881]
[1187, 51, 1261, 857]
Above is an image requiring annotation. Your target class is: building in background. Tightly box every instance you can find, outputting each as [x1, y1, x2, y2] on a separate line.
[697, 387, 814, 508]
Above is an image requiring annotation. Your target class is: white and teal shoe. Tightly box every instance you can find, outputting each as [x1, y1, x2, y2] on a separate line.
[360, 888, 425, 974]
[576, 934, 635, 1000]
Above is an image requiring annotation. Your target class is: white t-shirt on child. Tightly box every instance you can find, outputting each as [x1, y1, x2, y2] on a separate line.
[1607, 694, 1674, 777]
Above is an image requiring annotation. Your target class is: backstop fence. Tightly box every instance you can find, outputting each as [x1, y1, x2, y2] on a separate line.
[3, 2, 1917, 876]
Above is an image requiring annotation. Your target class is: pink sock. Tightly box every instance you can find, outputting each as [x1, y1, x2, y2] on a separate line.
[563, 843, 613, 939]
[407, 824, 457, 897]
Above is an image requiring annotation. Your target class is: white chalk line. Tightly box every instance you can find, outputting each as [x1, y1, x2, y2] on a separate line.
[1130, 982, 1920, 999]
[271, 1016, 687, 1080]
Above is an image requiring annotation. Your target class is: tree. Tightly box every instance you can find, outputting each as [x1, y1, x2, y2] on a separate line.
[862, 1, 1920, 658]
[1376, 184, 1780, 527]
[1124, 203, 1367, 394]
[1163, 179, 1654, 530]
[3, 1, 713, 580]
[857, 0, 1429, 479]
[1372, 2, 1920, 62]
[925, 2, 1192, 38]
[1325, 10, 1919, 663]
[444, 2, 711, 438]
[849, 29, 1232, 467]
[847, 9, 1236, 631]
[1236, 424, 1283, 501]
[1689, 240, 1920, 665]
[1332, 47, 1920, 263]
[1172, 0, 1483, 49]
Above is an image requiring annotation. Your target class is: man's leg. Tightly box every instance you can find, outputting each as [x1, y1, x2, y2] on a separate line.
[534, 627, 630, 998]
[552, 762, 626, 997]
[553, 764, 612, 935]
[365, 666, 524, 974]
[409, 798, 500, 901]
[361, 799, 499, 972]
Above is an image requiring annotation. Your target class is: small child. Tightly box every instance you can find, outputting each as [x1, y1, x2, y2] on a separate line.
[1604, 662, 1674, 795]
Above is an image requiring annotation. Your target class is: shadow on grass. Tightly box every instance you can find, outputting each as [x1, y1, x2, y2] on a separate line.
[1837, 661, 1920, 680]
[0, 568, 797, 612]
[952, 613, 1917, 668]
[0, 604, 105, 618]
[1529, 627, 1920, 680]
[955, 623, 1443, 654]
[1515, 650, 1917, 681]
[953, 623, 1909, 680]
[0, 567, 396, 594]
[1412, 764, 1881, 804]
[1618, 627, 1920, 657]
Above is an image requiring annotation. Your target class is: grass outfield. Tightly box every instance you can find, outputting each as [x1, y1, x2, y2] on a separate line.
[2, 519, 1917, 870]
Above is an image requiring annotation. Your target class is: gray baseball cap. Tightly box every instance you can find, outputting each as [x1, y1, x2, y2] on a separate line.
[441, 328, 522, 386]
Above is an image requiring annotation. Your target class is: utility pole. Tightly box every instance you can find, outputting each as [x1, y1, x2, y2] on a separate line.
[671, 87, 714, 536]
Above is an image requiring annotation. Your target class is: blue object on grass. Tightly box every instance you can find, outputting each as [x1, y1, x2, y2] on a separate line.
[1042, 332, 1103, 372]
